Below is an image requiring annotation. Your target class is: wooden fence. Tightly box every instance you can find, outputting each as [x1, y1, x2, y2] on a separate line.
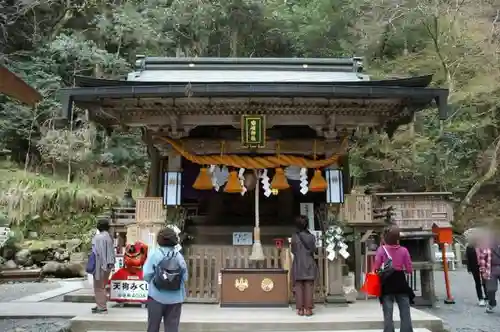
[183, 245, 326, 303]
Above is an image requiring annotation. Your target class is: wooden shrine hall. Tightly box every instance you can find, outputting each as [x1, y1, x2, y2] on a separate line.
[59, 57, 449, 306]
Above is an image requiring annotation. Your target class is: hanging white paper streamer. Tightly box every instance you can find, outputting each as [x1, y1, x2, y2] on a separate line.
[299, 167, 309, 195]
[211, 166, 229, 191]
[238, 168, 247, 195]
[209, 165, 219, 191]
[261, 169, 272, 197]
[324, 226, 349, 261]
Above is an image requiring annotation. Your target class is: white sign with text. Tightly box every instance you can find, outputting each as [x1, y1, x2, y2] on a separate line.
[109, 280, 148, 301]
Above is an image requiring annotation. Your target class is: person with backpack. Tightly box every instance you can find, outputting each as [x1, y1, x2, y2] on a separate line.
[373, 226, 414, 332]
[143, 227, 188, 332]
[290, 215, 317, 317]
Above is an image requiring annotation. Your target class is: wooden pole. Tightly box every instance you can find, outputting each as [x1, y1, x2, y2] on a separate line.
[441, 244, 455, 304]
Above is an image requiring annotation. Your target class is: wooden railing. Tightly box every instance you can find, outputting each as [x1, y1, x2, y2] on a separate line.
[183, 245, 326, 303]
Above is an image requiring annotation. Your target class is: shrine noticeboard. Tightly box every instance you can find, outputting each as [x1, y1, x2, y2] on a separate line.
[241, 115, 266, 148]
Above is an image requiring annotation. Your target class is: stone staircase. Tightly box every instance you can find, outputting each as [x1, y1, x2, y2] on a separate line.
[69, 303, 445, 332]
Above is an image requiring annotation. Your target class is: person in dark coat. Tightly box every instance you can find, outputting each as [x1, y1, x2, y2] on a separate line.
[466, 234, 487, 306]
[291, 215, 317, 316]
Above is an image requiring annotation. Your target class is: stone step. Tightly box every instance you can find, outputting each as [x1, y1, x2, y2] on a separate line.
[88, 330, 432, 332]
[70, 303, 444, 332]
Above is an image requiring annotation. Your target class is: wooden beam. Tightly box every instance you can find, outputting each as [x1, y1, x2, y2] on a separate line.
[0, 66, 42, 106]
[152, 138, 346, 155]
[124, 114, 384, 128]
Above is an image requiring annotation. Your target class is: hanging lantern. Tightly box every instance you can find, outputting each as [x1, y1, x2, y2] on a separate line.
[193, 167, 213, 190]
[224, 171, 243, 193]
[271, 167, 290, 190]
[309, 169, 328, 192]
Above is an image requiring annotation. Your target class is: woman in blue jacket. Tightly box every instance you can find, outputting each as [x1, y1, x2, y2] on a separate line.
[143, 227, 188, 332]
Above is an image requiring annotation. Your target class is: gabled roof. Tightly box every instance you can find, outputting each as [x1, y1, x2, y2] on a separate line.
[74, 74, 433, 88]
[127, 56, 368, 83]
[0, 65, 42, 106]
[58, 57, 449, 137]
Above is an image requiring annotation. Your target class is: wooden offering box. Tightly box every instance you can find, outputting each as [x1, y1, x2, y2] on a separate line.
[220, 268, 288, 307]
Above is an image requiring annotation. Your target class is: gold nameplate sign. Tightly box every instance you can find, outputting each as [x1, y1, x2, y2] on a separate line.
[234, 277, 249, 292]
[241, 115, 266, 148]
[261, 278, 274, 292]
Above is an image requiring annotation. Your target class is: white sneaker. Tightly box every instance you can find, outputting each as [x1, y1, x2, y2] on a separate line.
[486, 305, 495, 313]
[479, 299, 486, 307]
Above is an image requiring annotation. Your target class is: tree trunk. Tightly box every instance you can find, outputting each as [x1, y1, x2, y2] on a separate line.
[457, 136, 500, 220]
[230, 29, 238, 57]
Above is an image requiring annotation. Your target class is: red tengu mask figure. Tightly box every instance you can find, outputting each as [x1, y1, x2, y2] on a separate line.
[123, 241, 148, 273]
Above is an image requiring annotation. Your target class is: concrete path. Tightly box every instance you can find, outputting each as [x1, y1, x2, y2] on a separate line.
[12, 281, 84, 302]
[0, 302, 95, 318]
[87, 330, 433, 332]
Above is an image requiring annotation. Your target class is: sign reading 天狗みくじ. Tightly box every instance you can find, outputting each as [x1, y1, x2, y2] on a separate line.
[109, 280, 148, 302]
[241, 115, 266, 148]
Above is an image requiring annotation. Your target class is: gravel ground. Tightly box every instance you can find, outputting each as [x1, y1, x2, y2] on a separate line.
[0, 319, 69, 332]
[424, 269, 500, 332]
[0, 281, 69, 332]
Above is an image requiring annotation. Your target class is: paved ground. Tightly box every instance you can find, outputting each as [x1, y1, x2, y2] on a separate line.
[0, 271, 499, 332]
[0, 281, 60, 302]
[0, 281, 70, 332]
[425, 269, 500, 332]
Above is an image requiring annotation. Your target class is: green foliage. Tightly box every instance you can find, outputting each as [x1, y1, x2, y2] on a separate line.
[1, 0, 500, 230]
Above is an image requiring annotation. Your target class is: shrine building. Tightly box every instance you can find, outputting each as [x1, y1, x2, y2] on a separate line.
[59, 57, 449, 306]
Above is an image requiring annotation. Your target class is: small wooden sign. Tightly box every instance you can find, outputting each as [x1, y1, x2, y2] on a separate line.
[241, 115, 266, 148]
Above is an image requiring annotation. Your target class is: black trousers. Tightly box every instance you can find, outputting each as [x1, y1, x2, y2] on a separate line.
[147, 297, 182, 332]
[471, 269, 488, 301]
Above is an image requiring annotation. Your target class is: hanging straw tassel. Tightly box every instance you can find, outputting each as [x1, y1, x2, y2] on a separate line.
[271, 167, 290, 190]
[309, 169, 328, 192]
[224, 170, 243, 193]
[193, 167, 213, 190]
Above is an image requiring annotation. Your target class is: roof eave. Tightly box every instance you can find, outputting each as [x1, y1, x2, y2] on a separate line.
[0, 66, 42, 106]
[59, 82, 449, 122]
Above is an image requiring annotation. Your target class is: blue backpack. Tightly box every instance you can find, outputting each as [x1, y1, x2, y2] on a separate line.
[153, 250, 183, 291]
[86, 247, 97, 274]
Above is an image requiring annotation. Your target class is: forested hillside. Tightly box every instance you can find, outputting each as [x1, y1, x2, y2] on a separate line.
[1, 0, 500, 233]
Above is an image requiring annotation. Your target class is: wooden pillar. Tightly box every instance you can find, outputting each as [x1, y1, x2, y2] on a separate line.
[324, 204, 347, 304]
[144, 129, 161, 197]
[353, 228, 362, 291]
[420, 236, 436, 305]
